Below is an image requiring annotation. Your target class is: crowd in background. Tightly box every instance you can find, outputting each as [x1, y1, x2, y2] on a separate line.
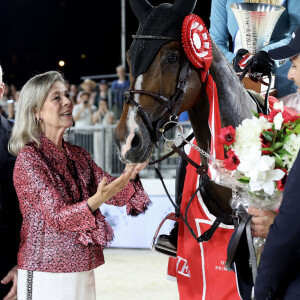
[0, 64, 130, 125]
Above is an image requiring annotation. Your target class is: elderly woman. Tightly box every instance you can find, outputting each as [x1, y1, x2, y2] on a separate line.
[8, 71, 150, 300]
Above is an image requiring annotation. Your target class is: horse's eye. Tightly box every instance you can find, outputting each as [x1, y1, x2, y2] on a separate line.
[168, 55, 178, 63]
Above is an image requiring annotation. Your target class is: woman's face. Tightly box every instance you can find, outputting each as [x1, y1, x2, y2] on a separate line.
[39, 81, 73, 135]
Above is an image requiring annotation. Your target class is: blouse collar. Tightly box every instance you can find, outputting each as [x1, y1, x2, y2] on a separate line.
[39, 134, 76, 163]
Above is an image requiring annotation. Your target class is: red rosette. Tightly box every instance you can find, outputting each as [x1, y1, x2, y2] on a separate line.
[182, 14, 213, 74]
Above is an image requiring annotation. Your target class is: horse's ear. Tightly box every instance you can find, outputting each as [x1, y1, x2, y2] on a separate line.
[172, 0, 197, 17]
[129, 0, 153, 20]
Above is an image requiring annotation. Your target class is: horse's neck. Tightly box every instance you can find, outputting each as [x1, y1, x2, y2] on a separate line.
[210, 40, 256, 128]
[188, 41, 257, 164]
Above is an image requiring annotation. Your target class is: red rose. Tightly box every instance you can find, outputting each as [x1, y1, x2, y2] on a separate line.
[218, 125, 236, 146]
[276, 168, 287, 191]
[223, 149, 240, 171]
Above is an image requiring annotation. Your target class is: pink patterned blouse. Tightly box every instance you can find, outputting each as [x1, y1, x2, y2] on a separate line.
[13, 135, 151, 273]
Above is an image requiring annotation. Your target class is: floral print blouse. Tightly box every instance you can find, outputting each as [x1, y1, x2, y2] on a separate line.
[13, 135, 151, 273]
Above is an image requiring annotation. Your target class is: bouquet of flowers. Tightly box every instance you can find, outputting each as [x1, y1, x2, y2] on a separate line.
[209, 101, 300, 263]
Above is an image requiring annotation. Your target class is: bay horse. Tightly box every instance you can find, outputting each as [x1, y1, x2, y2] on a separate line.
[114, 0, 257, 220]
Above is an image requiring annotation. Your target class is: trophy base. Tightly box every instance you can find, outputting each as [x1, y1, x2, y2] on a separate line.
[241, 74, 277, 96]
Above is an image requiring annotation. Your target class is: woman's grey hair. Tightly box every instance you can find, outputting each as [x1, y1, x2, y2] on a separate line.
[9, 71, 65, 155]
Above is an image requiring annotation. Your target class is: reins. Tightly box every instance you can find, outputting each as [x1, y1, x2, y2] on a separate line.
[239, 63, 272, 115]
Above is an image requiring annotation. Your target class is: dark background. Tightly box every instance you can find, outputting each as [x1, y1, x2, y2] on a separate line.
[0, 0, 211, 88]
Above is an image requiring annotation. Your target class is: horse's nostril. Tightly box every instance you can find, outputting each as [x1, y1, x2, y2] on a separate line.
[131, 134, 140, 149]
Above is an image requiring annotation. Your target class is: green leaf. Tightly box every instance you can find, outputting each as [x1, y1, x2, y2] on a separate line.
[284, 129, 294, 138]
[237, 176, 250, 184]
[293, 117, 300, 126]
[278, 149, 292, 156]
[262, 131, 274, 142]
[273, 142, 284, 150]
[272, 123, 275, 131]
[295, 124, 300, 134]
[261, 147, 274, 152]
[274, 155, 284, 168]
[251, 110, 259, 118]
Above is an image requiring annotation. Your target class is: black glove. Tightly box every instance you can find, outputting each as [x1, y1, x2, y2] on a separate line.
[249, 50, 275, 76]
[233, 48, 249, 72]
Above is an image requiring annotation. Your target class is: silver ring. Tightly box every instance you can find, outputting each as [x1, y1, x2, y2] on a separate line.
[161, 121, 184, 143]
[161, 121, 184, 150]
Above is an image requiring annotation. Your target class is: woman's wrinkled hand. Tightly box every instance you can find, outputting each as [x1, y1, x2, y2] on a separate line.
[125, 162, 148, 180]
[88, 168, 135, 212]
[248, 206, 278, 238]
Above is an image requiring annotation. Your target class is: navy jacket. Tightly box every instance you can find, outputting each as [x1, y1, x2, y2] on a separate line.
[0, 115, 22, 298]
[255, 151, 300, 299]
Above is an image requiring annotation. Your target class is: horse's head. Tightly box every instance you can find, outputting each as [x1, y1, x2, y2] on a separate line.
[114, 0, 202, 163]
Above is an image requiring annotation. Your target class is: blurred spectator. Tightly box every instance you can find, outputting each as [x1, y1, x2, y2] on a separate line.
[70, 84, 79, 104]
[94, 79, 110, 109]
[92, 99, 114, 125]
[14, 91, 20, 111]
[0, 106, 8, 119]
[111, 65, 130, 120]
[80, 78, 97, 106]
[72, 91, 96, 153]
[3, 84, 9, 102]
[10, 84, 17, 101]
[93, 99, 114, 171]
[7, 100, 15, 120]
[0, 84, 9, 114]
[73, 91, 96, 126]
[65, 80, 71, 91]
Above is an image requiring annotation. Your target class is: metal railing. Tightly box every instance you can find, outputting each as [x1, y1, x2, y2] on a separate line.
[65, 122, 192, 178]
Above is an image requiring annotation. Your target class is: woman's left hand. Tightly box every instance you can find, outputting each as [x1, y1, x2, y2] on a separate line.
[248, 206, 278, 238]
[125, 162, 148, 180]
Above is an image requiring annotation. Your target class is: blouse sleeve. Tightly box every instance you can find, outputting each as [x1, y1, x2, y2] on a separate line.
[14, 150, 97, 233]
[85, 150, 151, 216]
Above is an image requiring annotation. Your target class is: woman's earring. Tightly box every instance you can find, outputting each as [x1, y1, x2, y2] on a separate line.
[36, 117, 46, 134]
[35, 116, 42, 124]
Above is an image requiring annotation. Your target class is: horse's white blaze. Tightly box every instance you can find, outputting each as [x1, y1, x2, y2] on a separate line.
[121, 75, 143, 158]
[134, 74, 143, 104]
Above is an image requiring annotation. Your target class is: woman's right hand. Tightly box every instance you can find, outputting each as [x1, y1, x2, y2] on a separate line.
[87, 168, 135, 212]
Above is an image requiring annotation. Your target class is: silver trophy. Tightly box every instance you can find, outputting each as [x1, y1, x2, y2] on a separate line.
[244, 0, 284, 5]
[231, 3, 285, 54]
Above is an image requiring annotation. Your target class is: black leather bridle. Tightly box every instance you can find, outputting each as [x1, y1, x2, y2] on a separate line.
[124, 51, 192, 148]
